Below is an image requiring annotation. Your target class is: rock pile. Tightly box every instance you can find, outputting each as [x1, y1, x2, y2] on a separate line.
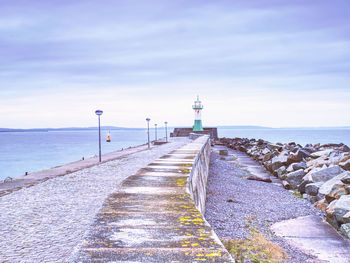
[219, 137, 350, 239]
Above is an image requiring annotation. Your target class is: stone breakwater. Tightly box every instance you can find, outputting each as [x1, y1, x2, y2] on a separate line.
[219, 137, 350, 239]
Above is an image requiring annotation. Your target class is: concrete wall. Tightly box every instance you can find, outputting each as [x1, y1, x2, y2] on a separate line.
[171, 127, 218, 139]
[187, 135, 211, 214]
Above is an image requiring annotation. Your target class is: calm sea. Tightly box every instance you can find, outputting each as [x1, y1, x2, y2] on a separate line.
[218, 128, 350, 147]
[0, 128, 349, 181]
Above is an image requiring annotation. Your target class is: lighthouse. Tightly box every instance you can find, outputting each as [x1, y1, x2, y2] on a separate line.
[192, 96, 204, 131]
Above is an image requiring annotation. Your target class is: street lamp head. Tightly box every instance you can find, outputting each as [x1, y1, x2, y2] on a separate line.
[165, 121, 168, 125]
[95, 110, 103, 116]
[146, 118, 150, 122]
[155, 123, 157, 126]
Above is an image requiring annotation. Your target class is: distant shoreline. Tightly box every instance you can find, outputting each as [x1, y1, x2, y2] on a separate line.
[1, 126, 350, 133]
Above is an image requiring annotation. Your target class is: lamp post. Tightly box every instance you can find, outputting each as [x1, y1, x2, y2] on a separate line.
[95, 110, 103, 162]
[164, 121, 168, 142]
[146, 118, 151, 149]
[155, 123, 157, 141]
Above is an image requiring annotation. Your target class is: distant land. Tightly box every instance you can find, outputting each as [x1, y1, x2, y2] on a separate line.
[1, 126, 349, 132]
[0, 126, 145, 132]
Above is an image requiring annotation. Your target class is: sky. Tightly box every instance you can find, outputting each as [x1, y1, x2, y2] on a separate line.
[0, 0, 349, 128]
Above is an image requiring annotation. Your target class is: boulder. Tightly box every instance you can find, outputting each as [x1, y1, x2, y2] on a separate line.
[326, 199, 339, 228]
[333, 195, 350, 223]
[325, 184, 348, 203]
[340, 145, 350, 152]
[340, 223, 350, 239]
[261, 148, 270, 155]
[304, 165, 344, 183]
[310, 149, 333, 159]
[270, 156, 288, 172]
[343, 211, 350, 224]
[292, 162, 307, 171]
[314, 198, 329, 211]
[246, 175, 272, 183]
[303, 194, 317, 204]
[298, 180, 311, 194]
[339, 159, 350, 171]
[305, 182, 324, 196]
[341, 172, 350, 184]
[276, 166, 286, 179]
[263, 153, 274, 162]
[297, 149, 311, 160]
[303, 146, 316, 153]
[305, 157, 329, 173]
[284, 169, 305, 188]
[286, 164, 294, 173]
[318, 172, 349, 198]
[282, 180, 290, 190]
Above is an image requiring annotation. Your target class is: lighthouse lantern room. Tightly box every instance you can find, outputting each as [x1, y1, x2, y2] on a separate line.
[192, 96, 204, 131]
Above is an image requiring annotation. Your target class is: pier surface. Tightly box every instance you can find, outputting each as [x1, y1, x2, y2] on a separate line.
[71, 136, 232, 262]
[0, 138, 192, 262]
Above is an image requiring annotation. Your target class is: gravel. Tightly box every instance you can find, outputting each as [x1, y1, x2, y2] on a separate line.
[205, 146, 325, 263]
[0, 137, 190, 263]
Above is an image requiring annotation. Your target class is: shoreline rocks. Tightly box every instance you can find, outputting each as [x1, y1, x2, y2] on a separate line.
[219, 137, 350, 239]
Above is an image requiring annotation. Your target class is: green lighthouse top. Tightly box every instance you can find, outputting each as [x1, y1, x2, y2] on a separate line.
[192, 95, 203, 110]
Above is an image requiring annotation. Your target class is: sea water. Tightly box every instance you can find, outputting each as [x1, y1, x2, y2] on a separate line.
[218, 128, 350, 146]
[0, 128, 349, 181]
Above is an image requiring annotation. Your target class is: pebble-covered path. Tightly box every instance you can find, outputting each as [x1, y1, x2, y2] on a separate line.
[205, 145, 326, 263]
[0, 138, 190, 263]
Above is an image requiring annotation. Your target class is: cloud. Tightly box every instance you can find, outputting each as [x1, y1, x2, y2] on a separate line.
[0, 0, 349, 127]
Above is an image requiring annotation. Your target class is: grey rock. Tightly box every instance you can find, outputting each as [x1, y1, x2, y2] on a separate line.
[261, 148, 270, 155]
[298, 180, 312, 194]
[303, 147, 316, 153]
[303, 194, 317, 204]
[340, 145, 350, 152]
[284, 170, 305, 189]
[318, 172, 349, 198]
[310, 149, 333, 159]
[286, 164, 294, 173]
[340, 223, 350, 238]
[282, 180, 290, 189]
[343, 211, 350, 224]
[304, 165, 344, 183]
[325, 184, 348, 203]
[297, 149, 311, 159]
[334, 195, 350, 223]
[292, 162, 307, 171]
[246, 175, 272, 183]
[341, 172, 350, 184]
[305, 182, 324, 196]
[339, 159, 350, 171]
[271, 156, 288, 171]
[276, 166, 286, 178]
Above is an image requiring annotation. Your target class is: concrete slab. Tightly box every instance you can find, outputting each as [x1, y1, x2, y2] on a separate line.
[271, 215, 350, 263]
[72, 138, 233, 262]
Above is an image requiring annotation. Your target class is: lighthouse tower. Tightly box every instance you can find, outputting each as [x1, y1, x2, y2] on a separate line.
[192, 96, 204, 131]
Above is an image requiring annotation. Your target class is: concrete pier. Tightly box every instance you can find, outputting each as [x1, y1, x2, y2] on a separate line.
[71, 136, 233, 262]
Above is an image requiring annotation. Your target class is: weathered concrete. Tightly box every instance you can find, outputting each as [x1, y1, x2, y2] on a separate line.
[0, 143, 150, 197]
[71, 136, 233, 262]
[171, 127, 218, 139]
[271, 215, 350, 263]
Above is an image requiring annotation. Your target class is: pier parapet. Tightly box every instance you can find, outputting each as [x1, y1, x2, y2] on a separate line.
[71, 136, 233, 262]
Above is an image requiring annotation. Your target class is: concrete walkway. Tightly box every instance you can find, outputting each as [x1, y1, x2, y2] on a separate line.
[71, 137, 233, 262]
[0, 138, 191, 263]
[0, 143, 149, 197]
[271, 215, 350, 263]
